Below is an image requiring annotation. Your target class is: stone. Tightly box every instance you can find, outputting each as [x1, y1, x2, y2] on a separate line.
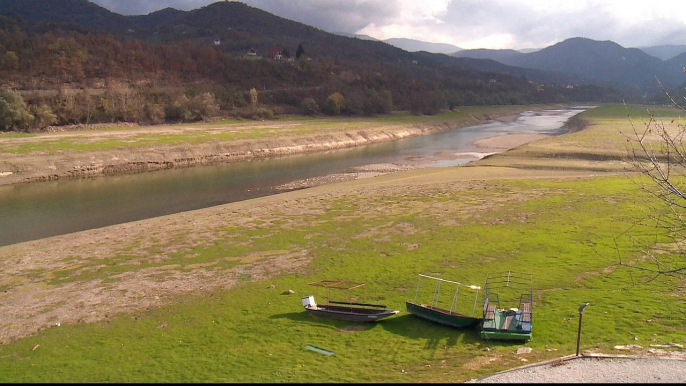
[283, 289, 295, 295]
[516, 347, 532, 355]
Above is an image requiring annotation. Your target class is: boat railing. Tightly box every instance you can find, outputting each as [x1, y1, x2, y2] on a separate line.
[483, 271, 533, 301]
[414, 274, 482, 317]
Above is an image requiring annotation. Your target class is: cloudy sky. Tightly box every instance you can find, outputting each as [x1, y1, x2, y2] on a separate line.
[90, 0, 686, 50]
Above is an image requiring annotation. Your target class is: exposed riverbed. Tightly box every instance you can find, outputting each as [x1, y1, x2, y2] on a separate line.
[0, 108, 584, 247]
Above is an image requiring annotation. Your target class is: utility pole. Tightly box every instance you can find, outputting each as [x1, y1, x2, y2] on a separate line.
[576, 303, 589, 356]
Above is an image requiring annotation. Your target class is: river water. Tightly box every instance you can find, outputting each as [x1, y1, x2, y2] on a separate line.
[0, 108, 585, 247]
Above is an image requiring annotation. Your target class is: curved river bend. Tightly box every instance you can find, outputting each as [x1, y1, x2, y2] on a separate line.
[0, 108, 584, 247]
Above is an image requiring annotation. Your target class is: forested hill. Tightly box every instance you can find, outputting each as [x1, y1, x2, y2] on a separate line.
[0, 0, 134, 32]
[0, 0, 622, 132]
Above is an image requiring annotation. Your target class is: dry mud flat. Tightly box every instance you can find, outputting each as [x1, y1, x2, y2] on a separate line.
[0, 109, 576, 345]
[0, 128, 587, 346]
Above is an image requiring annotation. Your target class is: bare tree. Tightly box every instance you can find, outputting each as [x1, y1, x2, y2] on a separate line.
[621, 78, 686, 282]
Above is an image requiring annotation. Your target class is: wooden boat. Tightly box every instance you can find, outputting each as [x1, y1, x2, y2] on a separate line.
[480, 271, 533, 341]
[406, 274, 483, 329]
[302, 280, 399, 322]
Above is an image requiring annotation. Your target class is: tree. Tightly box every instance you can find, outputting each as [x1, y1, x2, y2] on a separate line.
[324, 92, 345, 115]
[29, 104, 57, 131]
[295, 43, 305, 59]
[249, 88, 258, 107]
[622, 81, 686, 281]
[0, 87, 33, 132]
[2, 51, 19, 71]
[300, 97, 319, 115]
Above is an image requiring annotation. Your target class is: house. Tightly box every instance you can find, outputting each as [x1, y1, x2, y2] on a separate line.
[214, 38, 221, 46]
[269, 46, 282, 60]
[246, 48, 257, 57]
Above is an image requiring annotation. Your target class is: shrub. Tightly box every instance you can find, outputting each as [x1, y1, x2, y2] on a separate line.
[254, 107, 274, 119]
[165, 95, 193, 122]
[300, 97, 319, 115]
[0, 87, 33, 131]
[187, 92, 221, 121]
[29, 104, 57, 131]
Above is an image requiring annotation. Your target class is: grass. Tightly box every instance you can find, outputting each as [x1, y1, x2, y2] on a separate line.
[0, 105, 544, 155]
[0, 104, 684, 382]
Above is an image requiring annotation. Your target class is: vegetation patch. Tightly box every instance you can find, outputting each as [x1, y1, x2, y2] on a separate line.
[0, 105, 684, 382]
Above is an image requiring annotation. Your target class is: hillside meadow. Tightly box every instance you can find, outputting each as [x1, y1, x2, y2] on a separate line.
[0, 105, 684, 382]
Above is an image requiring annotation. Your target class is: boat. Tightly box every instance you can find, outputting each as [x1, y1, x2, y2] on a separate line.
[480, 271, 533, 341]
[405, 274, 483, 329]
[302, 280, 399, 322]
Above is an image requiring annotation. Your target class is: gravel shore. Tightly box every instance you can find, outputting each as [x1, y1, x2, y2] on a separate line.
[469, 355, 686, 383]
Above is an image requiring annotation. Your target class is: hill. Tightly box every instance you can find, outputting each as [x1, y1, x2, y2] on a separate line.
[383, 38, 462, 54]
[638, 44, 686, 61]
[453, 37, 686, 97]
[0, 0, 622, 131]
[452, 48, 524, 62]
[0, 0, 134, 32]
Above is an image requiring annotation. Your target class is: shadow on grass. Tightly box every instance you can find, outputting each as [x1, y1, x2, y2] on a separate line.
[381, 314, 482, 347]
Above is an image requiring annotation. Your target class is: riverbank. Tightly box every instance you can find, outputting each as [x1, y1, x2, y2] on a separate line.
[6, 105, 680, 384]
[0, 106, 547, 186]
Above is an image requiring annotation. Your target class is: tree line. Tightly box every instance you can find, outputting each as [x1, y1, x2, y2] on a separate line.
[0, 17, 622, 132]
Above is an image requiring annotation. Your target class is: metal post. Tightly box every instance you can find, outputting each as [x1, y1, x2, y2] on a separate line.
[576, 303, 589, 356]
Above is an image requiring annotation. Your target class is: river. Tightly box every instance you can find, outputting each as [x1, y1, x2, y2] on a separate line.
[0, 108, 585, 247]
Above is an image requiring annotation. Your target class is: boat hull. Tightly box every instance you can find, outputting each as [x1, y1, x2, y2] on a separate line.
[480, 330, 532, 341]
[304, 304, 399, 322]
[405, 302, 482, 329]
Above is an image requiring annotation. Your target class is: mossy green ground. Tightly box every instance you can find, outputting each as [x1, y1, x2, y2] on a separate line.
[0, 105, 684, 382]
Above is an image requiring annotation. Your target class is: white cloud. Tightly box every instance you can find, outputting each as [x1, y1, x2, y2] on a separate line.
[89, 0, 686, 49]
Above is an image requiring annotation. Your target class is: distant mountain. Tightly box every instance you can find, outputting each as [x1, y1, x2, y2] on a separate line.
[508, 38, 663, 88]
[128, 7, 185, 29]
[638, 45, 686, 61]
[0, 0, 134, 32]
[452, 37, 686, 97]
[417, 52, 582, 85]
[0, 0, 623, 107]
[452, 49, 524, 62]
[334, 32, 379, 41]
[384, 38, 462, 55]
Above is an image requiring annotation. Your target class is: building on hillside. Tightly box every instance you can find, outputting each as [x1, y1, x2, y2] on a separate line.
[246, 48, 257, 57]
[214, 38, 221, 46]
[269, 46, 283, 60]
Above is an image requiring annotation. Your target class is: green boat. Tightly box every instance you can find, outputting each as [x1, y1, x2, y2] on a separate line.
[406, 274, 483, 329]
[480, 271, 533, 341]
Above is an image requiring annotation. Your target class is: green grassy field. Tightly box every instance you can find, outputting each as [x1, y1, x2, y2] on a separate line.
[0, 105, 684, 382]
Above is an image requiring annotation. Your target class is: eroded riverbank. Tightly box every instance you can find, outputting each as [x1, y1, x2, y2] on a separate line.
[0, 107, 536, 186]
